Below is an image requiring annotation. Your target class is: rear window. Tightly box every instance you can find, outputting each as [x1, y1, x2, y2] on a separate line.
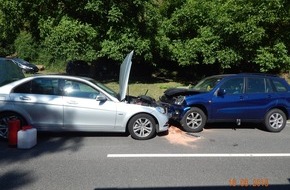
[272, 79, 288, 92]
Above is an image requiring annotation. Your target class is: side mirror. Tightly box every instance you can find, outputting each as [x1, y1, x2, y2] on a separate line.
[96, 94, 107, 102]
[217, 88, 226, 96]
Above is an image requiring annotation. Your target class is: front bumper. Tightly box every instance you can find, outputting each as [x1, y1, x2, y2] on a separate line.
[161, 102, 189, 122]
[156, 111, 170, 133]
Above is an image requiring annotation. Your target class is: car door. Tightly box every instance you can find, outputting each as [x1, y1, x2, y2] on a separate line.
[210, 77, 247, 120]
[241, 77, 277, 119]
[10, 78, 64, 130]
[62, 79, 117, 131]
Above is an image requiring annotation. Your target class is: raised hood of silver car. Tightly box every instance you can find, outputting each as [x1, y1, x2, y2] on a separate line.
[119, 51, 134, 101]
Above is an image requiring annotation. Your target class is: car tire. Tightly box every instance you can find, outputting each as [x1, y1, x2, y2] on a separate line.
[128, 114, 156, 140]
[264, 109, 286, 132]
[0, 112, 27, 139]
[181, 107, 207, 132]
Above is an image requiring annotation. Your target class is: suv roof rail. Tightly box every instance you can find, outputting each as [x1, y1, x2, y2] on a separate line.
[238, 73, 279, 77]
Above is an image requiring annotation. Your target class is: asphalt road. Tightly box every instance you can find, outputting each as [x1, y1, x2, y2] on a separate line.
[1, 123, 290, 190]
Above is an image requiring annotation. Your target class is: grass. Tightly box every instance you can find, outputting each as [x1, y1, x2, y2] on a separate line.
[105, 81, 184, 100]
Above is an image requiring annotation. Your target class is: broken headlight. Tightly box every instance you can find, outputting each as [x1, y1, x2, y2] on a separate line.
[174, 96, 185, 105]
[156, 106, 166, 114]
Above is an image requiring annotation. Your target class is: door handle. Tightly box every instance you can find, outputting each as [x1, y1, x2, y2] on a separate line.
[67, 100, 78, 105]
[19, 96, 31, 101]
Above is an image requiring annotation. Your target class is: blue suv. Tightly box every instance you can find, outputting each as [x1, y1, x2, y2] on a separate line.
[160, 73, 290, 133]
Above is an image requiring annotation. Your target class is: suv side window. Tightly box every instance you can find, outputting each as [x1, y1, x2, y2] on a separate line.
[246, 77, 268, 93]
[220, 78, 244, 94]
[272, 79, 288, 92]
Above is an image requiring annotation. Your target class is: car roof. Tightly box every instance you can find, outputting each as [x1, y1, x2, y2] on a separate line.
[0, 57, 12, 61]
[25, 74, 93, 80]
[208, 73, 279, 79]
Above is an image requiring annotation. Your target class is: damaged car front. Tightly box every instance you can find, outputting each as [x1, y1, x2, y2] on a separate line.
[159, 75, 225, 132]
[160, 73, 290, 133]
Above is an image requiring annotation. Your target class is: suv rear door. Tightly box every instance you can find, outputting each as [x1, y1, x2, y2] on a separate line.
[242, 76, 278, 120]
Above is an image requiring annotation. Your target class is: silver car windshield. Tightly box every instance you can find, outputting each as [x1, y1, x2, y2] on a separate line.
[88, 79, 118, 98]
[193, 76, 224, 92]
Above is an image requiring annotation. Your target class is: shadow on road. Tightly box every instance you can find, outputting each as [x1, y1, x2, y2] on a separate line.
[0, 131, 130, 162]
[169, 119, 269, 132]
[0, 131, 129, 190]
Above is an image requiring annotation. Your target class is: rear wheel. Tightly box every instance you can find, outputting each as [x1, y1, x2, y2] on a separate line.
[264, 109, 286, 132]
[181, 107, 207, 132]
[0, 112, 26, 139]
[128, 114, 156, 140]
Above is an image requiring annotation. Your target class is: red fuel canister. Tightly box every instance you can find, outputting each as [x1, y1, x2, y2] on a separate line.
[8, 119, 20, 147]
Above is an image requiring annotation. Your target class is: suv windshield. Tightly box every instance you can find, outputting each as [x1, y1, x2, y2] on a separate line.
[193, 76, 224, 92]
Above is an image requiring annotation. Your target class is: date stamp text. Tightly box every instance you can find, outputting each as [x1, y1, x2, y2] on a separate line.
[229, 178, 269, 187]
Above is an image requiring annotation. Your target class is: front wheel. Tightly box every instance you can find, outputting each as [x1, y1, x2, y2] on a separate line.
[264, 109, 286, 132]
[181, 107, 207, 132]
[128, 114, 156, 140]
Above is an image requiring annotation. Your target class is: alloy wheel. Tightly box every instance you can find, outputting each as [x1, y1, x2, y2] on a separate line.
[133, 118, 153, 138]
[186, 112, 203, 129]
[269, 112, 284, 129]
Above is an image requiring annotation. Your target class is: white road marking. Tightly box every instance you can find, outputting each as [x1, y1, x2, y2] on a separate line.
[107, 153, 290, 158]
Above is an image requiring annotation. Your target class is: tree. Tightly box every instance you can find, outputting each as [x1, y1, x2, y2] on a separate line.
[0, 0, 23, 56]
[158, 0, 290, 73]
[0, 0, 289, 74]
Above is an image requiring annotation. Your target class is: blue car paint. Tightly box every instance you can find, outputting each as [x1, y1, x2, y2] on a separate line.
[165, 74, 290, 125]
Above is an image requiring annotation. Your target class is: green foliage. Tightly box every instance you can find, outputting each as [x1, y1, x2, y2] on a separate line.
[14, 31, 38, 60]
[158, 0, 290, 73]
[39, 16, 98, 62]
[256, 42, 290, 72]
[0, 0, 22, 56]
[0, 0, 289, 74]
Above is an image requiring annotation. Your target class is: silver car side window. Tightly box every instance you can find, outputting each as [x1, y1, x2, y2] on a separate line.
[62, 80, 100, 99]
[14, 78, 59, 95]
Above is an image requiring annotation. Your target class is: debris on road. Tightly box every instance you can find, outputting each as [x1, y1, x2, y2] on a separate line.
[164, 127, 200, 147]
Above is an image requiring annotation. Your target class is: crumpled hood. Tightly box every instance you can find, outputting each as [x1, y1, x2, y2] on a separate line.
[163, 88, 203, 97]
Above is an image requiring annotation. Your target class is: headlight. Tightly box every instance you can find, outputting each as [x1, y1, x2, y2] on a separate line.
[174, 96, 185, 105]
[156, 106, 166, 114]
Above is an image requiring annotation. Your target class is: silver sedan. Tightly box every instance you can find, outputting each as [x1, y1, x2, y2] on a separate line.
[0, 52, 169, 140]
[0, 75, 169, 140]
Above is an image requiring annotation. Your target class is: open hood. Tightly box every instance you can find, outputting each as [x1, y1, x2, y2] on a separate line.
[119, 51, 134, 101]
